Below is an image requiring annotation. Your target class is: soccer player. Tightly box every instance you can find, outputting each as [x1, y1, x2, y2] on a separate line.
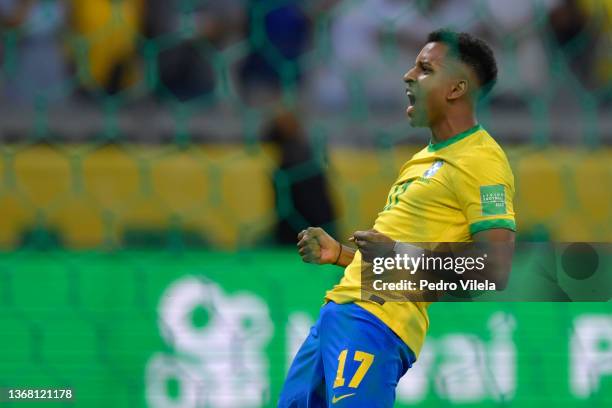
[278, 30, 516, 407]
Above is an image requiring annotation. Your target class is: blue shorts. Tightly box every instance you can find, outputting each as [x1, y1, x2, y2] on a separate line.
[278, 302, 416, 407]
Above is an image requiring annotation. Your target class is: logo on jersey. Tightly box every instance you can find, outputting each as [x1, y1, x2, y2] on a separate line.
[422, 160, 444, 179]
[332, 393, 356, 403]
[480, 184, 506, 215]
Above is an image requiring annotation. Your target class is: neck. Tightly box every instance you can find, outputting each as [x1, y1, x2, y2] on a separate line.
[430, 113, 478, 144]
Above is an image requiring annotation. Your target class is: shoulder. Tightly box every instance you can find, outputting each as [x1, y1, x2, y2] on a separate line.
[457, 129, 512, 170]
[397, 145, 431, 174]
[450, 130, 515, 190]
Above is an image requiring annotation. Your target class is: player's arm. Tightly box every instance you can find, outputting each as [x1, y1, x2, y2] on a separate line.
[471, 228, 515, 289]
[297, 227, 356, 267]
[455, 148, 517, 288]
[353, 228, 515, 289]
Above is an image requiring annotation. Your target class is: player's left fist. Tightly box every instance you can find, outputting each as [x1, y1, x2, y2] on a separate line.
[350, 229, 395, 262]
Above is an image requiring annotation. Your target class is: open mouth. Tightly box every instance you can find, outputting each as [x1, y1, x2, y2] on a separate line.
[406, 89, 417, 115]
[406, 90, 416, 106]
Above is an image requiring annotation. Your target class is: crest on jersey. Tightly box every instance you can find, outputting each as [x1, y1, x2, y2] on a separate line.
[422, 160, 444, 179]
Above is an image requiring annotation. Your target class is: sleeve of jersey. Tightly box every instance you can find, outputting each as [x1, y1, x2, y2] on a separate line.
[455, 151, 516, 236]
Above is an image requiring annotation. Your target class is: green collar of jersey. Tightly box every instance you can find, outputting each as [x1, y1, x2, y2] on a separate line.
[428, 124, 482, 152]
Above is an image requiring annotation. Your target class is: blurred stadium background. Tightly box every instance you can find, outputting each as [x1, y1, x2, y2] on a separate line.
[0, 0, 611, 406]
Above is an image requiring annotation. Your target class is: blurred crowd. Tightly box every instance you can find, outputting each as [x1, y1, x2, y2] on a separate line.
[0, 0, 609, 245]
[0, 0, 610, 109]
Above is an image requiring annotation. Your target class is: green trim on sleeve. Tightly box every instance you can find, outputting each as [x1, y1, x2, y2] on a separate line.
[469, 219, 516, 235]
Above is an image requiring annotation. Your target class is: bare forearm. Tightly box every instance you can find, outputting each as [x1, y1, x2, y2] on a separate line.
[334, 244, 356, 267]
[392, 241, 513, 289]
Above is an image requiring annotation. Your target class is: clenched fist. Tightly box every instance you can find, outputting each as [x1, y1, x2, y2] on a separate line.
[296, 227, 340, 264]
[350, 229, 395, 262]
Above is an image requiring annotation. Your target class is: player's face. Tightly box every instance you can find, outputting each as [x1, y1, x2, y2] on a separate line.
[403, 42, 455, 127]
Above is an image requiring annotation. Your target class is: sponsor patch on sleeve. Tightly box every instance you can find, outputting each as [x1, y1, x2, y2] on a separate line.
[480, 184, 506, 215]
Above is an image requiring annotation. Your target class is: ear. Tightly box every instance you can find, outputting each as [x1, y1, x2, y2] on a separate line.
[447, 79, 468, 101]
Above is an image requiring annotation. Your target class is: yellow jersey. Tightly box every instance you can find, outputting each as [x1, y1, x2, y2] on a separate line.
[325, 124, 516, 357]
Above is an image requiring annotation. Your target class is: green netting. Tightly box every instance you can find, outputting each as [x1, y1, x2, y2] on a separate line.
[0, 0, 610, 250]
[0, 1, 611, 407]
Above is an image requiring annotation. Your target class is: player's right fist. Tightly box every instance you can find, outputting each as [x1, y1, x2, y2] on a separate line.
[296, 227, 340, 264]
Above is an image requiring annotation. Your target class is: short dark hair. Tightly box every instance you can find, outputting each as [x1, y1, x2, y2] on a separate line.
[427, 29, 498, 97]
